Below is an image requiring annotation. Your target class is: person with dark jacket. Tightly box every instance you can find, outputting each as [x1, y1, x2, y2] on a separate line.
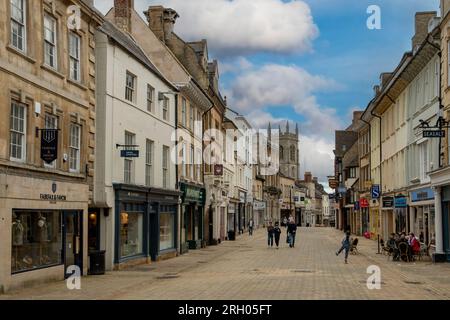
[287, 219, 297, 248]
[336, 231, 351, 264]
[267, 222, 274, 247]
[273, 222, 282, 249]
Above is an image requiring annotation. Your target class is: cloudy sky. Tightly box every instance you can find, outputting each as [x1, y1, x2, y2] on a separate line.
[94, 0, 440, 187]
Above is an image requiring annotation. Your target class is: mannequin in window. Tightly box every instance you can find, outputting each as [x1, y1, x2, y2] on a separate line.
[37, 213, 48, 242]
[12, 213, 24, 246]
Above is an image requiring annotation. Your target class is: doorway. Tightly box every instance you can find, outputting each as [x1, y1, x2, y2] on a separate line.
[63, 211, 82, 278]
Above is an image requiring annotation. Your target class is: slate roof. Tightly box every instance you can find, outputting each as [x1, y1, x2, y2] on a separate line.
[334, 130, 358, 158]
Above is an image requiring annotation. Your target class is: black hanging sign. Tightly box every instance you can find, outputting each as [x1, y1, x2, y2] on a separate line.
[423, 130, 445, 138]
[41, 129, 59, 164]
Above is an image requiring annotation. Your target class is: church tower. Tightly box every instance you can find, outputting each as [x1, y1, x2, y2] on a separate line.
[279, 121, 300, 180]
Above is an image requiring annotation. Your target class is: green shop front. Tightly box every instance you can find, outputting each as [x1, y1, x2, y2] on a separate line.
[180, 183, 205, 253]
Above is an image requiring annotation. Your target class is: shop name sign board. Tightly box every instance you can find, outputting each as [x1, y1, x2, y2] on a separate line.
[382, 197, 394, 208]
[253, 201, 266, 210]
[40, 193, 67, 201]
[411, 188, 434, 202]
[41, 129, 59, 164]
[181, 183, 205, 205]
[423, 130, 445, 138]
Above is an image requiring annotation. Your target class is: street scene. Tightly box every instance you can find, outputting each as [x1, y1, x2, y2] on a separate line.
[2, 227, 450, 300]
[1, 0, 450, 304]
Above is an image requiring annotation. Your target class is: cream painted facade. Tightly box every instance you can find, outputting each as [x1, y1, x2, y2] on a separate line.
[0, 0, 102, 292]
[93, 21, 178, 270]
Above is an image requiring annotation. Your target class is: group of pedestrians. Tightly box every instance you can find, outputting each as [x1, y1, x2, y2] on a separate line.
[266, 216, 297, 249]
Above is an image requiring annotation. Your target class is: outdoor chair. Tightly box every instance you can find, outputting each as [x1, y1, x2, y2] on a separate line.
[350, 238, 359, 255]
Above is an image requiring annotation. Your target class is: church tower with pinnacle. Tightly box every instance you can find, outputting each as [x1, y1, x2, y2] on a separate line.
[279, 121, 300, 180]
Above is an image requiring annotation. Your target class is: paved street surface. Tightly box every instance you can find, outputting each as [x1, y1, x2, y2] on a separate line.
[2, 228, 450, 300]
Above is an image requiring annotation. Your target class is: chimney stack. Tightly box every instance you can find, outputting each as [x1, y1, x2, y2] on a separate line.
[144, 6, 179, 43]
[114, 0, 134, 33]
[441, 0, 450, 18]
[412, 12, 437, 51]
[304, 172, 312, 183]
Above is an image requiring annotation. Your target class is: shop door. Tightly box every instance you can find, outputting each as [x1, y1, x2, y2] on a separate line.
[443, 202, 450, 261]
[208, 207, 214, 245]
[63, 211, 82, 278]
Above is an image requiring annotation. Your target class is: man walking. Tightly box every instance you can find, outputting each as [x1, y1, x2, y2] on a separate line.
[248, 219, 254, 236]
[287, 218, 297, 248]
[267, 221, 274, 247]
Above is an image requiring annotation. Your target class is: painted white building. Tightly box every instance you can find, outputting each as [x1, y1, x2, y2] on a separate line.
[322, 194, 331, 226]
[225, 109, 254, 232]
[93, 21, 179, 270]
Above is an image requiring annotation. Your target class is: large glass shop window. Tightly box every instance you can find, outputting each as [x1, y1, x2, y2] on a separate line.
[11, 211, 62, 273]
[160, 211, 175, 251]
[120, 211, 143, 258]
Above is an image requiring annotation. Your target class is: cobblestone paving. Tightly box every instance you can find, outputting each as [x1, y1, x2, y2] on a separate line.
[1, 228, 450, 300]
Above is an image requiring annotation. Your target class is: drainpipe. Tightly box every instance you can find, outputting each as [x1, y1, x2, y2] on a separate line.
[371, 109, 383, 195]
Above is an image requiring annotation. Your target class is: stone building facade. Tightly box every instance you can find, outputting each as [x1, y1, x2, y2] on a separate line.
[0, 0, 102, 292]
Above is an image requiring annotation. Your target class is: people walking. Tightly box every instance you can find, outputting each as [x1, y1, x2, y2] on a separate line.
[287, 218, 297, 248]
[273, 222, 282, 249]
[267, 221, 274, 247]
[336, 231, 351, 264]
[248, 219, 254, 236]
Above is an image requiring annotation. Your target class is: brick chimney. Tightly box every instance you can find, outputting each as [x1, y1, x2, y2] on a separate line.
[144, 6, 179, 43]
[380, 72, 392, 89]
[412, 12, 437, 51]
[304, 172, 312, 183]
[114, 0, 134, 33]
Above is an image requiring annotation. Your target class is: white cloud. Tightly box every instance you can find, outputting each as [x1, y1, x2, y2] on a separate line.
[228, 63, 342, 139]
[220, 57, 253, 75]
[94, 0, 319, 56]
[299, 135, 334, 182]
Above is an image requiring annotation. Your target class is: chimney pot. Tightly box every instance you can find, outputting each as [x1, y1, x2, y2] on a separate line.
[412, 12, 437, 51]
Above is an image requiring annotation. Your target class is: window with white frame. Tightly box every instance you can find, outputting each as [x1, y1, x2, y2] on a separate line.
[125, 72, 136, 102]
[10, 0, 26, 52]
[190, 144, 194, 179]
[189, 105, 194, 130]
[145, 139, 154, 186]
[181, 143, 186, 177]
[69, 32, 81, 82]
[124, 131, 135, 184]
[181, 98, 186, 127]
[196, 148, 202, 182]
[420, 141, 429, 182]
[10, 101, 26, 162]
[196, 111, 202, 137]
[69, 124, 81, 172]
[147, 84, 154, 112]
[44, 14, 57, 69]
[163, 145, 170, 189]
[163, 96, 169, 121]
[44, 113, 58, 168]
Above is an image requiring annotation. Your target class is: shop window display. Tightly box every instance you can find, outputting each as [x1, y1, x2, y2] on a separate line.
[11, 211, 62, 273]
[160, 212, 175, 251]
[120, 211, 143, 258]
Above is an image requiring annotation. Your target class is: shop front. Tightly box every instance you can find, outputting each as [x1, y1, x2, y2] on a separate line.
[179, 183, 205, 252]
[381, 196, 395, 241]
[369, 199, 381, 240]
[113, 184, 180, 268]
[394, 195, 408, 234]
[253, 200, 266, 228]
[409, 187, 435, 246]
[238, 191, 246, 234]
[1, 175, 89, 292]
[227, 201, 238, 238]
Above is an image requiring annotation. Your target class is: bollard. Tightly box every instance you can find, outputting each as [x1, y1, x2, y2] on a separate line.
[377, 234, 381, 254]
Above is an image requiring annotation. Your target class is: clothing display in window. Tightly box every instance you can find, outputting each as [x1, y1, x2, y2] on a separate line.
[12, 217, 24, 246]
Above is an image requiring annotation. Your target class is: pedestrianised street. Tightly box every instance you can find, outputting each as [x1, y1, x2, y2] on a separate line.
[2, 228, 450, 300]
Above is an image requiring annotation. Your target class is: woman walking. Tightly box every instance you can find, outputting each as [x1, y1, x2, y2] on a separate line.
[336, 231, 351, 264]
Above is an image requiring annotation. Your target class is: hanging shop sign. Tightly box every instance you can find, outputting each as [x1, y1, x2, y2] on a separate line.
[214, 164, 223, 176]
[360, 198, 369, 208]
[394, 196, 407, 208]
[371, 185, 380, 199]
[120, 150, 140, 158]
[423, 130, 445, 138]
[382, 196, 394, 209]
[40, 129, 59, 164]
